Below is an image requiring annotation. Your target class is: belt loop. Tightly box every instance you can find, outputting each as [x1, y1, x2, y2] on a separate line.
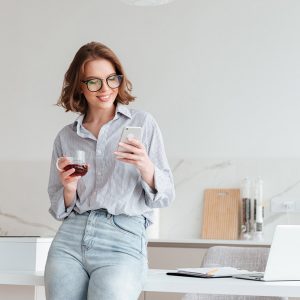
[144, 217, 149, 229]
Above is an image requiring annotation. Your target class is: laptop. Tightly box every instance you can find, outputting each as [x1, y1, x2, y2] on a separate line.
[233, 225, 300, 281]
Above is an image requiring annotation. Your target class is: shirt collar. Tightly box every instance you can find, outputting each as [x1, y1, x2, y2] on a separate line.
[72, 103, 132, 130]
[115, 103, 132, 119]
[73, 114, 84, 131]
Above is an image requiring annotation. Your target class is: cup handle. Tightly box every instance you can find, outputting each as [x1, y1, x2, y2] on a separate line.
[56, 157, 65, 172]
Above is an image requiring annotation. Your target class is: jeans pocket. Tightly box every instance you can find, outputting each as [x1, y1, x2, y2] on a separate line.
[111, 215, 143, 239]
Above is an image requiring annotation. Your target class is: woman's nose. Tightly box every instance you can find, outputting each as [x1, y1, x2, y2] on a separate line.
[100, 81, 110, 91]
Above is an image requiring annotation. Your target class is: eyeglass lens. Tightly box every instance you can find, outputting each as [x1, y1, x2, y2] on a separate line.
[86, 75, 123, 92]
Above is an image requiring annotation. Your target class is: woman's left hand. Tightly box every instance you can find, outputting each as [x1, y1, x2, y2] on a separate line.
[114, 138, 155, 188]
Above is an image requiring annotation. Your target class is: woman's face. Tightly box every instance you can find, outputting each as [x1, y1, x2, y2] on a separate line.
[81, 59, 119, 111]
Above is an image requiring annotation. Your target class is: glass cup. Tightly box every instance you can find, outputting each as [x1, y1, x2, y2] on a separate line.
[56, 150, 88, 177]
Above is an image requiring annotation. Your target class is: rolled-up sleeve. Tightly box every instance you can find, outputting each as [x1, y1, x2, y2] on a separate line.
[141, 114, 175, 208]
[48, 136, 76, 220]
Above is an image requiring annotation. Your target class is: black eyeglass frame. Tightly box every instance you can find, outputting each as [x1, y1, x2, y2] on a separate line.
[81, 74, 124, 92]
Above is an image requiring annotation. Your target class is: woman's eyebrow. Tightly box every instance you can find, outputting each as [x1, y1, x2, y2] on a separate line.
[84, 76, 100, 80]
[84, 73, 117, 80]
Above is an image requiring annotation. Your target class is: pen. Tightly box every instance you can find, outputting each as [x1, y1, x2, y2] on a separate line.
[206, 268, 219, 276]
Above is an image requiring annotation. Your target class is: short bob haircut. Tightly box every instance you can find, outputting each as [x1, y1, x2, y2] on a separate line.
[57, 41, 135, 114]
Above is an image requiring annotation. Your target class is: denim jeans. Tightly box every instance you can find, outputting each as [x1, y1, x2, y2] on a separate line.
[44, 210, 148, 300]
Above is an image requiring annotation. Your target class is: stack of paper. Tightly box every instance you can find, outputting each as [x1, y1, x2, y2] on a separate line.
[167, 267, 252, 278]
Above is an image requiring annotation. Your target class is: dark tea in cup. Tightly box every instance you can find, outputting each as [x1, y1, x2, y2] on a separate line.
[63, 163, 88, 176]
[56, 150, 88, 177]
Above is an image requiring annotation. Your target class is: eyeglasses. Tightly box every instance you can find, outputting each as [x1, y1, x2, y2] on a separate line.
[81, 74, 123, 92]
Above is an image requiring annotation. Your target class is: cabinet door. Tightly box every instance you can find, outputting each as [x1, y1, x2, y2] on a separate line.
[142, 292, 182, 300]
[0, 286, 36, 300]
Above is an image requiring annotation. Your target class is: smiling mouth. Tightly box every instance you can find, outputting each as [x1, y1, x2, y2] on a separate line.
[96, 95, 111, 101]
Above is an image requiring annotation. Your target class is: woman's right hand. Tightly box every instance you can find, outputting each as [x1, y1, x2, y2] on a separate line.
[56, 156, 81, 192]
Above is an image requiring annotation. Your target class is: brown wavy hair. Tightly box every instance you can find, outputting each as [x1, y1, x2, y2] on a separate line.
[57, 42, 135, 114]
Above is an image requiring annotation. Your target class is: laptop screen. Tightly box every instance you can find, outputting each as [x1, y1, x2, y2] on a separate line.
[264, 225, 300, 281]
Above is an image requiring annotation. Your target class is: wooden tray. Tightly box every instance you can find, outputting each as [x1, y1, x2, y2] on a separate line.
[201, 189, 241, 240]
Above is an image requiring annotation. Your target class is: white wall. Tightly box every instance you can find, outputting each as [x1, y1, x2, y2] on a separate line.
[1, 0, 300, 238]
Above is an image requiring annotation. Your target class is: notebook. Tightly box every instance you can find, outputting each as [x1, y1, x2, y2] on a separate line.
[166, 267, 251, 278]
[233, 225, 300, 281]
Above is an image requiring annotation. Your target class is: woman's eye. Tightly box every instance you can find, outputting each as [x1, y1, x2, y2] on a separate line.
[88, 80, 98, 85]
[108, 76, 117, 81]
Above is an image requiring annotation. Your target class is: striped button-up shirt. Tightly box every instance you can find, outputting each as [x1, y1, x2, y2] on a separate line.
[48, 103, 175, 223]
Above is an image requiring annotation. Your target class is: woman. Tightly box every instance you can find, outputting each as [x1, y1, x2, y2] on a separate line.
[45, 41, 175, 300]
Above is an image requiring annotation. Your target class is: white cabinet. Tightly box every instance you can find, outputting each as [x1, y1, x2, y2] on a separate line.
[0, 237, 52, 300]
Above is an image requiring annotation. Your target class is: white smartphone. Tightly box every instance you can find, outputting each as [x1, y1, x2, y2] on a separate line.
[117, 126, 142, 152]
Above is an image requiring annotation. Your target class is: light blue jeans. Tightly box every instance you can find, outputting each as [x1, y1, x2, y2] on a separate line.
[44, 209, 148, 300]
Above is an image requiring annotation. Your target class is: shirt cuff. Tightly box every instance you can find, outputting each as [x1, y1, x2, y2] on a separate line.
[141, 166, 167, 201]
[141, 179, 157, 197]
[49, 189, 76, 220]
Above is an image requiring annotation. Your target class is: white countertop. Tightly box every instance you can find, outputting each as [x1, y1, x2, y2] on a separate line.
[1, 269, 300, 297]
[0, 271, 44, 286]
[144, 269, 300, 297]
